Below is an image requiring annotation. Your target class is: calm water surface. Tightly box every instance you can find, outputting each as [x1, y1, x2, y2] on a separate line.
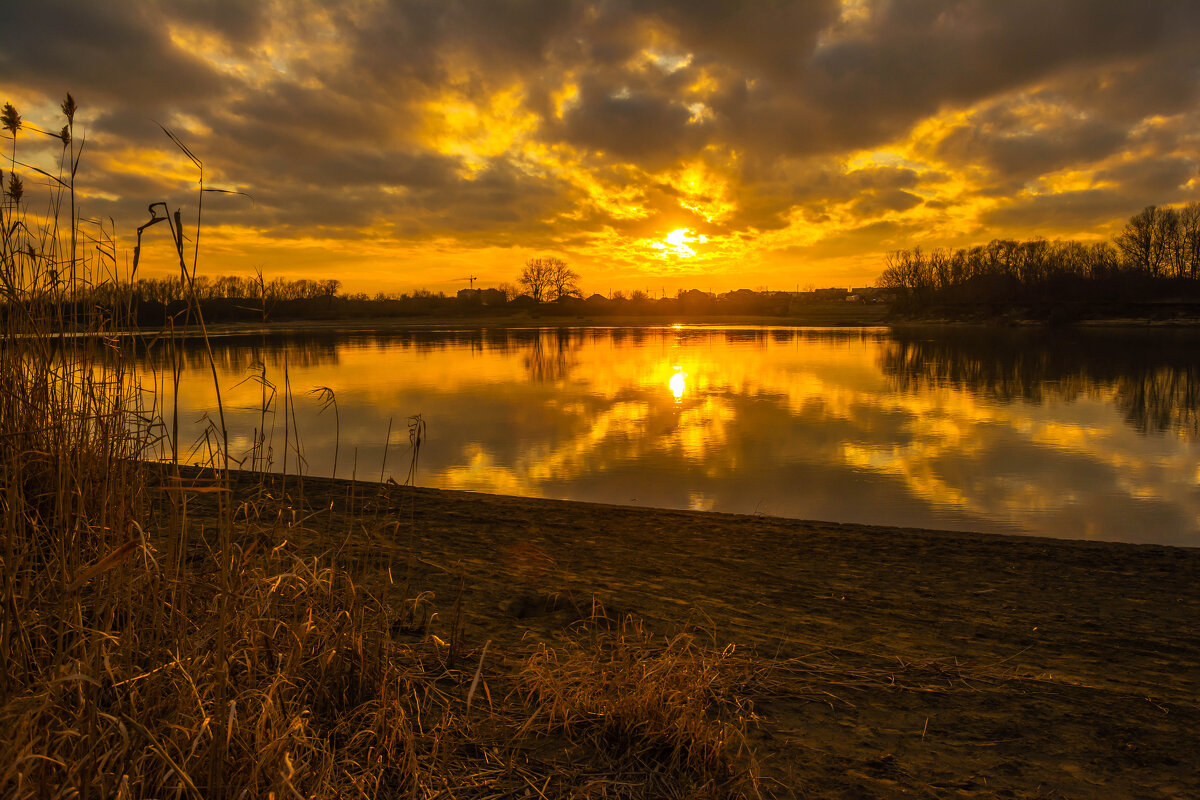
[145, 326, 1200, 546]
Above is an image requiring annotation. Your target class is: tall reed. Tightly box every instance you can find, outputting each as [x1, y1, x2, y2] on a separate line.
[0, 94, 153, 795]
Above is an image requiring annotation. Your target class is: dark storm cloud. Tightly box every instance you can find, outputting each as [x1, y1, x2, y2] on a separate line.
[168, 0, 274, 48]
[977, 151, 1198, 234]
[559, 81, 699, 165]
[0, 0, 228, 106]
[2, 0, 1199, 270]
[1096, 157, 1198, 199]
[220, 82, 403, 149]
[397, 161, 576, 234]
[715, 162, 933, 232]
[980, 189, 1145, 232]
[786, 218, 927, 258]
[637, 0, 840, 80]
[803, 0, 1200, 152]
[932, 103, 1129, 181]
[852, 189, 923, 217]
[1049, 48, 1200, 125]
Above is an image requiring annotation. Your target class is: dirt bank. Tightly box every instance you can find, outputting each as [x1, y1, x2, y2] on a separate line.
[177, 469, 1200, 798]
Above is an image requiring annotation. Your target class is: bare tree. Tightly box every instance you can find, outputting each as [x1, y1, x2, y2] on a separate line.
[1178, 202, 1200, 280]
[1082, 241, 1120, 278]
[549, 260, 581, 300]
[1116, 206, 1168, 276]
[518, 257, 562, 302]
[1159, 207, 1185, 278]
[497, 281, 519, 301]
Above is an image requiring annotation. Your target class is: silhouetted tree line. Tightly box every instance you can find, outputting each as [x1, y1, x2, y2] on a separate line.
[7, 264, 886, 328]
[505, 286, 887, 319]
[116, 274, 344, 325]
[877, 203, 1200, 317]
[131, 274, 341, 304]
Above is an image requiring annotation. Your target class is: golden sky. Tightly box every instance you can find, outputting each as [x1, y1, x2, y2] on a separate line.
[3, 0, 1199, 294]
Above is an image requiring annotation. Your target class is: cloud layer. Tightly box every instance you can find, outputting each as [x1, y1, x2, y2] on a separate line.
[3, 0, 1199, 291]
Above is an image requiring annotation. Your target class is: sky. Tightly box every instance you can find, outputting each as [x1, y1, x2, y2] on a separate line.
[2, 0, 1199, 295]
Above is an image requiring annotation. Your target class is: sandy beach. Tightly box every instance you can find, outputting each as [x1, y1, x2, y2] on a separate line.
[175, 469, 1199, 799]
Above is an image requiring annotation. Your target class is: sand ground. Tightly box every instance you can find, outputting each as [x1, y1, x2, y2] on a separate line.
[177, 469, 1199, 799]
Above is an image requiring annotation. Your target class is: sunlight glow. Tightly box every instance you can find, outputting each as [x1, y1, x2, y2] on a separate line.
[424, 87, 539, 173]
[668, 162, 735, 222]
[646, 50, 694, 74]
[669, 366, 687, 401]
[654, 228, 708, 258]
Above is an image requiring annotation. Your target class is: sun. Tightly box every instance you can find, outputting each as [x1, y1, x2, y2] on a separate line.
[665, 228, 690, 247]
[654, 227, 708, 258]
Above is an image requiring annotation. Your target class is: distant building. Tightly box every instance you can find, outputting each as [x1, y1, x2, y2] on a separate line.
[458, 287, 507, 305]
[849, 287, 891, 303]
[479, 287, 506, 305]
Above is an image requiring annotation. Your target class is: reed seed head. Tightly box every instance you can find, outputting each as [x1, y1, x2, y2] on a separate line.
[61, 92, 76, 125]
[6, 172, 22, 203]
[1, 102, 20, 134]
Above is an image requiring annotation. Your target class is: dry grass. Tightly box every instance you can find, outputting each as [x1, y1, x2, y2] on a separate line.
[3, 494, 766, 798]
[518, 614, 764, 798]
[0, 97, 766, 799]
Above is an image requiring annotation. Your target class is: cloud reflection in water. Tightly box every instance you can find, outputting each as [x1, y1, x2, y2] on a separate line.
[146, 327, 1200, 546]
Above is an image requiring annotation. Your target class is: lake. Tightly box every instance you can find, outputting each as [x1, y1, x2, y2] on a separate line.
[141, 325, 1200, 546]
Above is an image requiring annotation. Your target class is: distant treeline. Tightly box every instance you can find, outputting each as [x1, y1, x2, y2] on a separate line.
[877, 203, 1200, 316]
[65, 274, 348, 325]
[12, 277, 886, 326]
[131, 275, 341, 304]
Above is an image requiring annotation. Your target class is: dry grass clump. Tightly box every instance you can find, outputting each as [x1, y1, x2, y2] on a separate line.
[519, 614, 763, 798]
[2, 509, 767, 799]
[3, 528, 460, 798]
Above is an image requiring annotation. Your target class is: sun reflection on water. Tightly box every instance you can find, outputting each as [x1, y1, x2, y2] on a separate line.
[669, 366, 687, 401]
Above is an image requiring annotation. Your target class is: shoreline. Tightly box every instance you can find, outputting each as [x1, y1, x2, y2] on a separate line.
[146, 314, 1200, 341]
[139, 312, 892, 338]
[174, 467, 1200, 797]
